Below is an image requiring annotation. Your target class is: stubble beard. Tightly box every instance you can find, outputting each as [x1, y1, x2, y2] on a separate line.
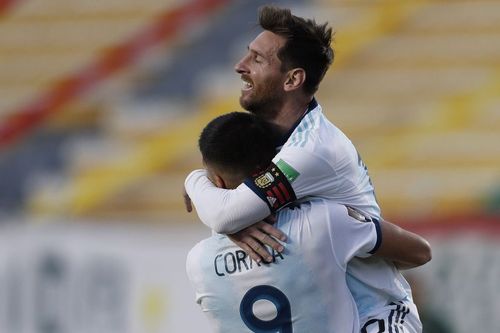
[240, 85, 284, 122]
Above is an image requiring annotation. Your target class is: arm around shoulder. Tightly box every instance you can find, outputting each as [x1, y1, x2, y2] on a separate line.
[184, 169, 271, 234]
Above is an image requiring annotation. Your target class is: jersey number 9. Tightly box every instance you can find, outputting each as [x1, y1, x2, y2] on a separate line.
[239, 285, 292, 332]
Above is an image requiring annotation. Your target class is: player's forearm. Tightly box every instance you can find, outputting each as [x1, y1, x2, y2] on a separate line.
[185, 169, 271, 234]
[392, 260, 421, 270]
[375, 220, 432, 268]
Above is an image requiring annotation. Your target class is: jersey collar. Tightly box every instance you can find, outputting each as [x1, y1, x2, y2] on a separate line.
[277, 98, 318, 148]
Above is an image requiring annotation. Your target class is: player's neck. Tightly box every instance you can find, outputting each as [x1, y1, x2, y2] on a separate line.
[271, 97, 312, 132]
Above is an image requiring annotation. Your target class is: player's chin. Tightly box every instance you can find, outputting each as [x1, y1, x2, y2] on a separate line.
[239, 95, 254, 111]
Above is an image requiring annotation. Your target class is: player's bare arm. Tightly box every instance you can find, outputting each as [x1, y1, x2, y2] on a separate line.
[374, 219, 432, 270]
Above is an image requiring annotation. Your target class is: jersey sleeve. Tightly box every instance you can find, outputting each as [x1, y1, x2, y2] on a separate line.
[243, 162, 297, 212]
[242, 147, 334, 212]
[184, 169, 271, 234]
[326, 204, 381, 268]
[272, 147, 336, 201]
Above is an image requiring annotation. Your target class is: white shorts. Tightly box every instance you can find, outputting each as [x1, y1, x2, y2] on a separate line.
[361, 300, 422, 333]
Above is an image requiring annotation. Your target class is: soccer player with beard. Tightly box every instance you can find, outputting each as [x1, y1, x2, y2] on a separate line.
[185, 6, 430, 333]
[187, 112, 429, 333]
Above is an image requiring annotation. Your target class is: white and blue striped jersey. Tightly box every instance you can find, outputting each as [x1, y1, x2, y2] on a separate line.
[268, 99, 380, 216]
[186, 200, 381, 333]
[185, 99, 418, 325]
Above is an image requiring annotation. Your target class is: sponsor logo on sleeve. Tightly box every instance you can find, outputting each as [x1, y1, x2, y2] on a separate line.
[275, 159, 300, 182]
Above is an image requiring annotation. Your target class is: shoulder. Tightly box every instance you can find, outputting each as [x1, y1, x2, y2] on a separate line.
[306, 200, 370, 229]
[186, 235, 226, 281]
[311, 199, 348, 221]
[186, 239, 205, 269]
[187, 236, 221, 265]
[284, 109, 322, 149]
[284, 104, 353, 156]
[279, 199, 346, 228]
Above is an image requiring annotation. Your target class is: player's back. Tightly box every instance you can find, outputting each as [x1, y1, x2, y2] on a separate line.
[186, 200, 379, 333]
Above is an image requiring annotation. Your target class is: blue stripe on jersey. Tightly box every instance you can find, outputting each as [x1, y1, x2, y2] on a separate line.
[288, 124, 300, 147]
[293, 123, 305, 147]
[277, 98, 318, 147]
[368, 218, 382, 254]
[388, 302, 411, 333]
[300, 113, 314, 147]
[290, 111, 315, 148]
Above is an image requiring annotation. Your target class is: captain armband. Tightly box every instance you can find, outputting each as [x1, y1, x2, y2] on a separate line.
[244, 162, 297, 212]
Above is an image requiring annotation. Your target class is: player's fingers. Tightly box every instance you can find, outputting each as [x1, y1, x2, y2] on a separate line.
[252, 228, 284, 253]
[248, 239, 273, 263]
[259, 221, 287, 242]
[183, 189, 192, 212]
[241, 243, 263, 263]
[228, 236, 262, 263]
[264, 214, 277, 225]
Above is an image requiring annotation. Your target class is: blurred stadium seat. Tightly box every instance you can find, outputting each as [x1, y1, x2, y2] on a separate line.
[0, 0, 499, 221]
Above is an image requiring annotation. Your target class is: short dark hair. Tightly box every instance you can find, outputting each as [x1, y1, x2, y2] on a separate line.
[259, 5, 334, 95]
[199, 112, 281, 176]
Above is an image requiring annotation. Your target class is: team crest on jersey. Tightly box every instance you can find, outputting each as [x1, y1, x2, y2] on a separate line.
[346, 206, 371, 223]
[250, 162, 297, 212]
[255, 172, 275, 188]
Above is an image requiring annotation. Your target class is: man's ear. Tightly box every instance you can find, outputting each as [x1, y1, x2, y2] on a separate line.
[213, 174, 227, 189]
[284, 68, 306, 92]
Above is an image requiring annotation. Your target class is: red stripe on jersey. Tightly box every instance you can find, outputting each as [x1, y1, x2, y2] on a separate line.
[272, 186, 285, 204]
[278, 182, 291, 201]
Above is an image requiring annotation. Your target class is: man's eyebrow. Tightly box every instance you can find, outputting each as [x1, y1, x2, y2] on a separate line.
[247, 45, 267, 59]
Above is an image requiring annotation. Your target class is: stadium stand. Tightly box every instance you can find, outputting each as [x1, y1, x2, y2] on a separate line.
[322, 0, 500, 218]
[0, 0, 498, 222]
[0, 0, 233, 216]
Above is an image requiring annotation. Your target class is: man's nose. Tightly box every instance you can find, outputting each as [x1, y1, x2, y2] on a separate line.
[234, 55, 249, 74]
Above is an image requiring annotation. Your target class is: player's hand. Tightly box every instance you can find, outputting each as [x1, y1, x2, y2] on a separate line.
[228, 221, 286, 263]
[183, 188, 192, 212]
[264, 214, 277, 225]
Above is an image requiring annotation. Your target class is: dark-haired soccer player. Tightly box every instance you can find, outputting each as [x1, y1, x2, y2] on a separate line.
[186, 112, 427, 332]
[185, 6, 430, 332]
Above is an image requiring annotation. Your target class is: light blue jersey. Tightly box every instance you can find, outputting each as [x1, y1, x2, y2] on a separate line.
[185, 99, 420, 329]
[272, 99, 380, 217]
[186, 201, 381, 333]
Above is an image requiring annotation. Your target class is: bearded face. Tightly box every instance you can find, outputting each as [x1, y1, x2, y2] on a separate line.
[239, 72, 285, 121]
[235, 31, 288, 121]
